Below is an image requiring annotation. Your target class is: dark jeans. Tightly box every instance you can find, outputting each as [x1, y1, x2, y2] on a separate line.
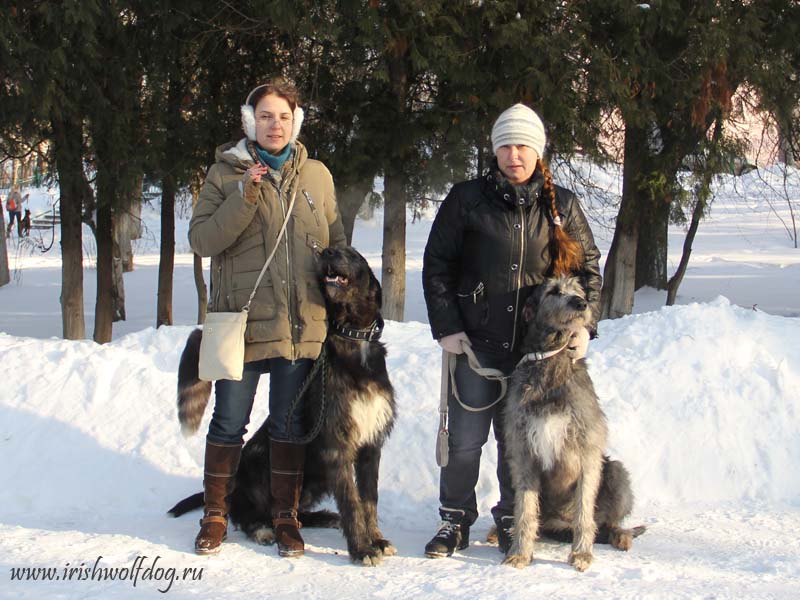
[439, 348, 519, 526]
[7, 210, 21, 233]
[207, 357, 313, 445]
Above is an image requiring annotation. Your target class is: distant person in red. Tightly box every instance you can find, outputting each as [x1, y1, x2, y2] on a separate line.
[5, 186, 24, 237]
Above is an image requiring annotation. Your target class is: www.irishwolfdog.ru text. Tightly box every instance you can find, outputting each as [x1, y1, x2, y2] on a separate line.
[9, 555, 203, 594]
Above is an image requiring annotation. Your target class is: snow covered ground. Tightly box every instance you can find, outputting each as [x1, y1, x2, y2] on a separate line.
[1, 166, 799, 598]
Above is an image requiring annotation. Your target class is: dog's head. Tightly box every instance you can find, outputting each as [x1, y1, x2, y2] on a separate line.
[318, 246, 382, 325]
[520, 276, 591, 351]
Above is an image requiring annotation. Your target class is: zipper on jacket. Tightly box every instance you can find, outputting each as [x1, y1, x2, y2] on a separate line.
[456, 281, 484, 304]
[510, 207, 526, 351]
[303, 190, 320, 227]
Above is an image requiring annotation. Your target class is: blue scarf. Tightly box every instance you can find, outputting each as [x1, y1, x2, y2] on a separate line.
[255, 143, 292, 171]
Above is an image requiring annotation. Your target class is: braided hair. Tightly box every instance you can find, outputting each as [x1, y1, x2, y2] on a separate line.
[537, 158, 583, 276]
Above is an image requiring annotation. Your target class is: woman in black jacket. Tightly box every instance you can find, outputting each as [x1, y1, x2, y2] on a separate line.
[422, 104, 602, 558]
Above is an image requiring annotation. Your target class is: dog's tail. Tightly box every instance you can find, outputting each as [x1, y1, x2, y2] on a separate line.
[298, 509, 341, 529]
[177, 329, 212, 436]
[167, 492, 204, 517]
[539, 524, 647, 544]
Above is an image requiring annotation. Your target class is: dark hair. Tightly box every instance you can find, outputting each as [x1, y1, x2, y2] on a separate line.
[247, 77, 300, 112]
[537, 158, 583, 277]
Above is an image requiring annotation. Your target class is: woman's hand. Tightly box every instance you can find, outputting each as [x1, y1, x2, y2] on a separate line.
[243, 164, 269, 203]
[438, 331, 470, 355]
[567, 327, 590, 363]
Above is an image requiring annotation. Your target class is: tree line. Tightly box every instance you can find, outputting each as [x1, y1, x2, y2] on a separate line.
[1, 0, 798, 341]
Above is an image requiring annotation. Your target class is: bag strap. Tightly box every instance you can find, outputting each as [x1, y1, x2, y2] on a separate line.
[243, 183, 299, 313]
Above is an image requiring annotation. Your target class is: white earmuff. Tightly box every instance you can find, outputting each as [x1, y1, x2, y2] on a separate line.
[241, 84, 304, 144]
[241, 103, 257, 141]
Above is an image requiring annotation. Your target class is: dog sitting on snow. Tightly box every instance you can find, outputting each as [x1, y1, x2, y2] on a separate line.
[501, 275, 644, 571]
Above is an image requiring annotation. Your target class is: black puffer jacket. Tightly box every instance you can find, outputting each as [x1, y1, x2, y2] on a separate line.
[423, 165, 602, 355]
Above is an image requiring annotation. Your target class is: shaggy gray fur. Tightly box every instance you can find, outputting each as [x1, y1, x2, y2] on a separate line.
[502, 276, 641, 571]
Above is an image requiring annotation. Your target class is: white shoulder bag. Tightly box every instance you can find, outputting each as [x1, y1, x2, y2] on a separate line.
[198, 186, 298, 382]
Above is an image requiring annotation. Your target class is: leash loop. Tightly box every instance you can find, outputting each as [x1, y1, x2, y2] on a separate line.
[285, 346, 327, 444]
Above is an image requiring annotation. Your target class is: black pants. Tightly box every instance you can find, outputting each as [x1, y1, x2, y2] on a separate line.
[439, 348, 519, 525]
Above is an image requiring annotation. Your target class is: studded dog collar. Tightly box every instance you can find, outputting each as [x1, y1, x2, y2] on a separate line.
[330, 315, 384, 342]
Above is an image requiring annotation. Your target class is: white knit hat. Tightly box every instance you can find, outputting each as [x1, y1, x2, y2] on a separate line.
[491, 103, 546, 157]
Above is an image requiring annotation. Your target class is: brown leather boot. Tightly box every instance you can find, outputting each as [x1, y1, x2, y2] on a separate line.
[270, 439, 306, 557]
[194, 440, 242, 555]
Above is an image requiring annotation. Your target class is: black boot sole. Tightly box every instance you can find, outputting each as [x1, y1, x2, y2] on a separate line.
[424, 541, 468, 558]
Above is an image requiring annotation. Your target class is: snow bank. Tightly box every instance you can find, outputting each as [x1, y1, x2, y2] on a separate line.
[2, 298, 799, 527]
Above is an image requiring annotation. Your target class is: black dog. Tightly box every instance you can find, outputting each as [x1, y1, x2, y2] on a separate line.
[169, 247, 397, 566]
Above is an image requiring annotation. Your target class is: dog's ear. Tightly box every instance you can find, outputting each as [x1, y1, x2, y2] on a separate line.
[522, 286, 543, 322]
[522, 302, 534, 323]
[369, 269, 382, 309]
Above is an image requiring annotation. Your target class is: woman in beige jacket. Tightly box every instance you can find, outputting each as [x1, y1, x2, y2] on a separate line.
[189, 78, 346, 557]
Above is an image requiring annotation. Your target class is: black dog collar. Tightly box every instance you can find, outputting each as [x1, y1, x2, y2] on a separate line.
[330, 315, 384, 342]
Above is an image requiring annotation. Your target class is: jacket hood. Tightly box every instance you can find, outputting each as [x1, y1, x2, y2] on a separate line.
[215, 138, 309, 172]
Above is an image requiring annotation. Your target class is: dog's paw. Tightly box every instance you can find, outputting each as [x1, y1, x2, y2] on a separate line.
[351, 547, 383, 567]
[251, 526, 275, 546]
[502, 554, 531, 569]
[372, 538, 397, 556]
[568, 551, 593, 572]
[486, 524, 498, 545]
[609, 529, 633, 551]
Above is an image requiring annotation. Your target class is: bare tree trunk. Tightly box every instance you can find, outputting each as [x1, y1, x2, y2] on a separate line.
[382, 167, 406, 321]
[157, 173, 176, 327]
[194, 253, 207, 325]
[0, 209, 9, 287]
[635, 189, 670, 290]
[191, 182, 207, 325]
[52, 117, 86, 339]
[601, 224, 638, 319]
[118, 176, 142, 273]
[666, 119, 722, 304]
[600, 124, 646, 319]
[111, 227, 126, 322]
[381, 33, 410, 322]
[94, 198, 114, 343]
[666, 193, 704, 306]
[338, 183, 370, 245]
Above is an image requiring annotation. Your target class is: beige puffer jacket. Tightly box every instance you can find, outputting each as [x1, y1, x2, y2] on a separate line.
[189, 138, 346, 362]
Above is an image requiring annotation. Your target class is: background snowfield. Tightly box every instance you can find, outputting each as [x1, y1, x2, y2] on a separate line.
[1, 165, 799, 598]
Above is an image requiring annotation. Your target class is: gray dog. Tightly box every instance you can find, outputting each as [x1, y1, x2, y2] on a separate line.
[502, 276, 643, 571]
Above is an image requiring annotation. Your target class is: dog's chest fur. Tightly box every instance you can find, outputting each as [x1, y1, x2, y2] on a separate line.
[525, 411, 571, 471]
[322, 334, 395, 453]
[510, 358, 578, 471]
[348, 385, 394, 446]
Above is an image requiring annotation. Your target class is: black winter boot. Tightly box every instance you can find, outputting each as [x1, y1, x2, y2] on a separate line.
[493, 514, 515, 554]
[424, 509, 470, 558]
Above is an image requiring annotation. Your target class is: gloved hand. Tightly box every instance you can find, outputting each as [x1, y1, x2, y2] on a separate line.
[567, 327, 590, 362]
[242, 164, 269, 204]
[438, 331, 470, 355]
